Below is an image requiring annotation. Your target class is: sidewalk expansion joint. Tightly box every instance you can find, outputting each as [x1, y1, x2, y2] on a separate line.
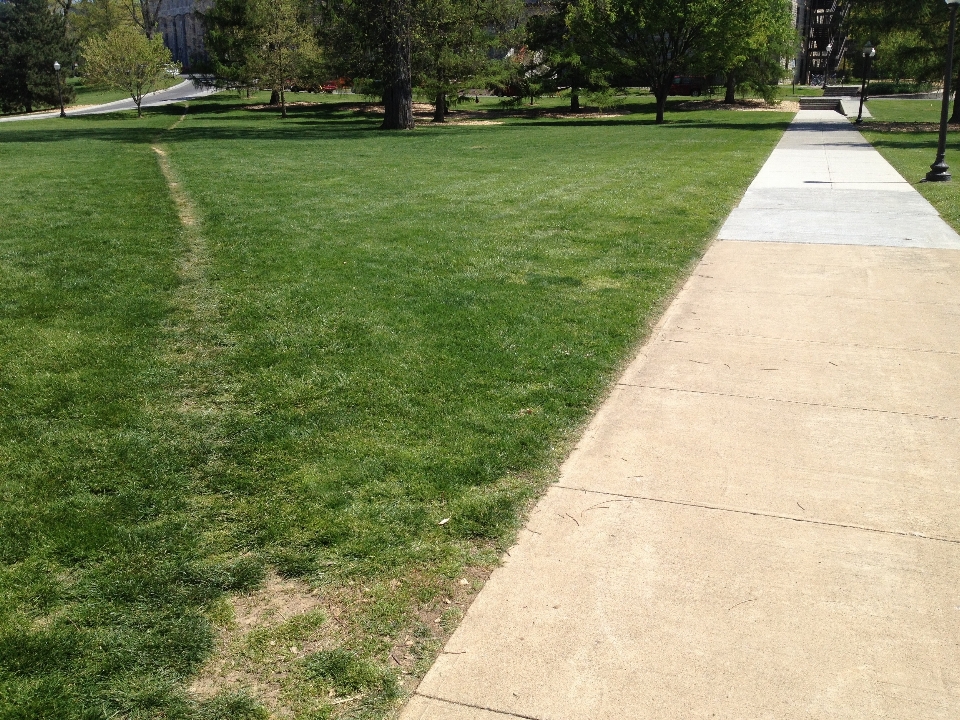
[669, 327, 960, 357]
[414, 693, 548, 720]
[553, 485, 960, 545]
[617, 383, 959, 421]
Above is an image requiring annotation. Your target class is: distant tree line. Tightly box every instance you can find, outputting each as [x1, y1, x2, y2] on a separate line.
[1, 0, 957, 123]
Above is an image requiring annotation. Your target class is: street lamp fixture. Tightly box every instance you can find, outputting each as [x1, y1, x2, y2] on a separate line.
[53, 61, 66, 118]
[824, 42, 833, 91]
[856, 42, 875, 124]
[926, 0, 960, 182]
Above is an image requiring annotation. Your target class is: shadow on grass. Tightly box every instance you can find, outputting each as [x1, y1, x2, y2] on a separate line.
[0, 96, 793, 146]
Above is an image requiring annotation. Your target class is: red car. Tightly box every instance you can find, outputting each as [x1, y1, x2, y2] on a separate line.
[321, 82, 339, 94]
[669, 76, 711, 97]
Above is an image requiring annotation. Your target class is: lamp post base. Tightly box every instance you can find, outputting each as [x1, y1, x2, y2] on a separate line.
[926, 159, 952, 182]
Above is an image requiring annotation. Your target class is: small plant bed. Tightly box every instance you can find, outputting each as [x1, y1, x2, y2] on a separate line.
[674, 98, 799, 113]
[0, 93, 791, 719]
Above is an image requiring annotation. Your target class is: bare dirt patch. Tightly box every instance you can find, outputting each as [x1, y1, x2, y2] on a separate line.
[189, 572, 332, 714]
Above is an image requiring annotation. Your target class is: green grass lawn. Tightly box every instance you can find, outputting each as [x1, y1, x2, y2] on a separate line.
[0, 94, 791, 719]
[861, 98, 960, 231]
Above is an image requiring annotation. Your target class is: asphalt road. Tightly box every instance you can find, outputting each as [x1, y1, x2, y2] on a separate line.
[0, 77, 218, 123]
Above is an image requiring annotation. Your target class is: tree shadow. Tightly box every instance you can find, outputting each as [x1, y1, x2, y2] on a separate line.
[0, 95, 794, 146]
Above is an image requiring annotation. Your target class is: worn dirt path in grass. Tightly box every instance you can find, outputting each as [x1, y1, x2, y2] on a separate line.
[400, 110, 960, 719]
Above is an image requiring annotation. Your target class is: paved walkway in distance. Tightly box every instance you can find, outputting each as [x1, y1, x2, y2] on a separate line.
[401, 110, 960, 719]
[0, 78, 217, 123]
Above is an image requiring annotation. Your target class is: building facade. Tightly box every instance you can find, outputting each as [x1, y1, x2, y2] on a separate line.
[157, 0, 211, 70]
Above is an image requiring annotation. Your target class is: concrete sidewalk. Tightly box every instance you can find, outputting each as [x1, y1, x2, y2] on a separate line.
[401, 111, 960, 719]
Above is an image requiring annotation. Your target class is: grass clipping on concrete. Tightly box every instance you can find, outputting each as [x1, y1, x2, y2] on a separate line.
[0, 94, 791, 719]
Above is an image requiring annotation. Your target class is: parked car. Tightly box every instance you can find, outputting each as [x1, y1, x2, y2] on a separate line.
[669, 76, 711, 97]
[321, 82, 339, 93]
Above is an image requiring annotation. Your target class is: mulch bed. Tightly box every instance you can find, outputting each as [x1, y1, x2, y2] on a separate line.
[863, 121, 960, 133]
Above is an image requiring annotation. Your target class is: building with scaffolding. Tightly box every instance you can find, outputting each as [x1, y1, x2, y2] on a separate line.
[792, 0, 851, 86]
[157, 0, 211, 71]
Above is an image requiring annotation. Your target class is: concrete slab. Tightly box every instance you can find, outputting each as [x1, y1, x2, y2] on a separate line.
[628, 331, 960, 418]
[664, 287, 960, 353]
[718, 110, 960, 249]
[559, 385, 960, 541]
[415, 489, 960, 720]
[694, 241, 960, 305]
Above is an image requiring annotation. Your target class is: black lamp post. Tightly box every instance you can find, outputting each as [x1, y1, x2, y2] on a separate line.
[926, 0, 960, 182]
[54, 61, 66, 118]
[856, 43, 875, 124]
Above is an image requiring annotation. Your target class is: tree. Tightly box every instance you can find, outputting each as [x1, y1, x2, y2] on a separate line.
[846, 0, 959, 120]
[202, 0, 259, 93]
[609, 0, 725, 124]
[708, 0, 795, 104]
[69, 0, 135, 45]
[246, 0, 319, 118]
[0, 0, 76, 114]
[81, 24, 176, 116]
[414, 0, 523, 122]
[381, 0, 414, 129]
[129, 0, 163, 38]
[528, 0, 612, 113]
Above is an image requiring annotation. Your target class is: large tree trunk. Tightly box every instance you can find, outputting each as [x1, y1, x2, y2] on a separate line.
[654, 86, 668, 124]
[432, 92, 446, 122]
[724, 72, 736, 104]
[571, 87, 580, 113]
[381, 0, 414, 130]
[280, 87, 287, 118]
[270, 89, 280, 105]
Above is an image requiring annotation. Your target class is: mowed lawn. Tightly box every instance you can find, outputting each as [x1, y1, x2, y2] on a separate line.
[0, 96, 790, 719]
[861, 98, 960, 230]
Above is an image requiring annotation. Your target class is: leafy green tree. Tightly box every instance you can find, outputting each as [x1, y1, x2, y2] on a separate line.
[527, 0, 612, 112]
[319, 0, 415, 128]
[68, 0, 136, 44]
[609, 0, 724, 124]
[708, 0, 795, 103]
[414, 0, 523, 122]
[203, 0, 259, 93]
[0, 0, 76, 114]
[81, 24, 176, 116]
[247, 0, 320, 118]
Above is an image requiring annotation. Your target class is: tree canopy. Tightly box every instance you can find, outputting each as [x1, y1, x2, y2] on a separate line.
[0, 0, 76, 114]
[81, 24, 176, 116]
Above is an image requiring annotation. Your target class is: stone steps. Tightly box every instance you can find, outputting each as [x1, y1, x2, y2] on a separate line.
[799, 97, 844, 112]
